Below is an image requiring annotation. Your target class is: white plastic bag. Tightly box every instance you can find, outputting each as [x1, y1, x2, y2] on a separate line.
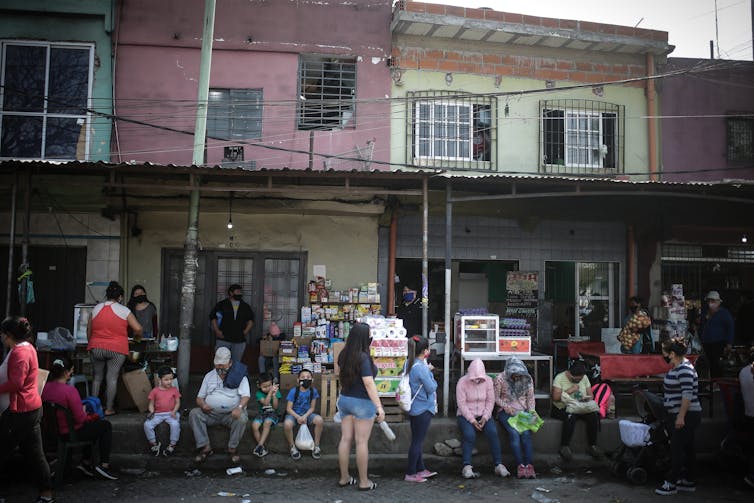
[619, 419, 652, 447]
[295, 425, 315, 451]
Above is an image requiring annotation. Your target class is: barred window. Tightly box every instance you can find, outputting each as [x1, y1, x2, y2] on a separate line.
[0, 41, 93, 160]
[297, 56, 356, 130]
[727, 117, 753, 161]
[408, 91, 495, 170]
[540, 100, 624, 174]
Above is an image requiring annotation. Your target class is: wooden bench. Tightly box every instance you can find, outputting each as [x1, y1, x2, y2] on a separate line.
[607, 377, 714, 417]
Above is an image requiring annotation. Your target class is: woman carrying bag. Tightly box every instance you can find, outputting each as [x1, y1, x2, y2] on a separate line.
[404, 336, 438, 483]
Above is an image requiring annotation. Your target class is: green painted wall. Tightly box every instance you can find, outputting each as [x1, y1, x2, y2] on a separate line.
[391, 71, 650, 179]
[0, 0, 113, 161]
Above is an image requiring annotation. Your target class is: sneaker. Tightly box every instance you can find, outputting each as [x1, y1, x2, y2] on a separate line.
[150, 442, 161, 457]
[404, 474, 427, 483]
[494, 464, 510, 477]
[311, 445, 321, 460]
[525, 464, 537, 479]
[744, 474, 754, 488]
[76, 463, 94, 477]
[94, 464, 119, 481]
[516, 464, 527, 479]
[255, 445, 269, 458]
[655, 480, 677, 496]
[417, 469, 438, 479]
[676, 479, 696, 492]
[588, 445, 604, 459]
[35, 498, 56, 503]
[559, 445, 573, 462]
[462, 465, 480, 479]
[163, 445, 176, 457]
[290, 446, 301, 460]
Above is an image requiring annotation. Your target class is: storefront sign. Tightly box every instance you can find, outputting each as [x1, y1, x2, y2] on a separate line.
[504, 271, 538, 346]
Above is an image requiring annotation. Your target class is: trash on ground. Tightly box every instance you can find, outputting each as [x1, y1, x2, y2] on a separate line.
[184, 468, 202, 478]
[531, 492, 560, 503]
[216, 492, 236, 497]
[276, 471, 288, 477]
[535, 487, 551, 493]
[554, 477, 574, 484]
[264, 468, 276, 476]
[226, 466, 243, 476]
[241, 500, 251, 503]
[457, 485, 465, 489]
[550, 466, 563, 475]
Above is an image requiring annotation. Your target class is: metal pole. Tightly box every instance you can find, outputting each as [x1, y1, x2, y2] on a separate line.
[308, 131, 314, 170]
[19, 171, 31, 317]
[442, 181, 452, 417]
[178, 0, 215, 394]
[5, 173, 17, 318]
[421, 176, 428, 338]
[387, 209, 397, 315]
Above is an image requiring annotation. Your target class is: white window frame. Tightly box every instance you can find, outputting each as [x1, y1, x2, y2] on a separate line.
[414, 100, 472, 161]
[543, 108, 618, 170]
[0, 40, 94, 161]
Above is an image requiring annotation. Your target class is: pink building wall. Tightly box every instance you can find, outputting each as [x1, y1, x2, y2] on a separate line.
[114, 0, 392, 170]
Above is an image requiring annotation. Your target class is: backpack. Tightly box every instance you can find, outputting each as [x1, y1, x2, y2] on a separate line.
[81, 396, 104, 419]
[223, 361, 249, 389]
[591, 382, 613, 419]
[396, 368, 423, 412]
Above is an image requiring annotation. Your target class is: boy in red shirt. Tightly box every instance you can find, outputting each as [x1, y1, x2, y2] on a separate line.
[143, 367, 181, 456]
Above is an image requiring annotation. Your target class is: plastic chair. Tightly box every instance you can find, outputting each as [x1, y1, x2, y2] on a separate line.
[42, 401, 98, 487]
[68, 375, 90, 398]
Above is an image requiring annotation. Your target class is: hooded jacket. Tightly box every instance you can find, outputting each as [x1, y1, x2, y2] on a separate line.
[494, 357, 535, 416]
[456, 359, 494, 423]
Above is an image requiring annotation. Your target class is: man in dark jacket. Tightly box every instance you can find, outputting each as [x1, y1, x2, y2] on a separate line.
[396, 285, 422, 337]
[701, 290, 734, 378]
[210, 284, 255, 364]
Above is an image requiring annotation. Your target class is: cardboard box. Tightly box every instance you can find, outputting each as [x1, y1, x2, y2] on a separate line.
[332, 342, 346, 375]
[37, 368, 49, 395]
[121, 369, 152, 412]
[260, 340, 281, 357]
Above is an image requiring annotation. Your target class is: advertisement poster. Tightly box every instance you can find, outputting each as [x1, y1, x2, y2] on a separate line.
[504, 271, 539, 346]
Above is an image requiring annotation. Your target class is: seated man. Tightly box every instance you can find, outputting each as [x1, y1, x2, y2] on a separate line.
[189, 347, 250, 465]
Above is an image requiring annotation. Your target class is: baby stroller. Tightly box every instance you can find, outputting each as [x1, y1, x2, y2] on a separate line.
[610, 389, 671, 485]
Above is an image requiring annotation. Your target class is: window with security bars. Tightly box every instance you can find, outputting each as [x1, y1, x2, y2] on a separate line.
[207, 88, 263, 140]
[297, 56, 356, 130]
[0, 41, 93, 160]
[407, 91, 495, 170]
[727, 117, 753, 161]
[540, 100, 624, 174]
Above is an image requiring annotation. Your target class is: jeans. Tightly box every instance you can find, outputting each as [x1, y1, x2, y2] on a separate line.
[0, 408, 52, 491]
[189, 408, 248, 450]
[144, 412, 181, 445]
[457, 416, 502, 466]
[498, 411, 533, 466]
[336, 395, 377, 420]
[407, 411, 433, 475]
[551, 406, 599, 446]
[70, 419, 113, 464]
[216, 340, 247, 364]
[666, 410, 701, 482]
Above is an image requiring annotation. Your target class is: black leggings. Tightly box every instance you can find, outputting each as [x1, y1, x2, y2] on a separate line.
[0, 408, 53, 491]
[65, 419, 113, 464]
[551, 406, 599, 447]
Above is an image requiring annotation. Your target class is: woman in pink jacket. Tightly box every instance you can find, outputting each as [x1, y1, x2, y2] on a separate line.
[456, 359, 509, 479]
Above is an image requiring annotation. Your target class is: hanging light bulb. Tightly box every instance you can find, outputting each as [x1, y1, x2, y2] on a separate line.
[742, 234, 748, 244]
[227, 192, 234, 229]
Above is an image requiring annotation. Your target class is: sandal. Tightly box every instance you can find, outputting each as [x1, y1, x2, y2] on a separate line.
[104, 410, 118, 417]
[358, 481, 377, 491]
[194, 448, 214, 463]
[338, 476, 357, 487]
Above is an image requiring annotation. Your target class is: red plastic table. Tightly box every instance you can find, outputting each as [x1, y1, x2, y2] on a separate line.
[591, 354, 700, 380]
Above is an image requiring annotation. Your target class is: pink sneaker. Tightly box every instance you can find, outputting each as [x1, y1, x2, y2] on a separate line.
[404, 474, 427, 483]
[526, 464, 537, 479]
[516, 464, 527, 479]
[417, 469, 438, 479]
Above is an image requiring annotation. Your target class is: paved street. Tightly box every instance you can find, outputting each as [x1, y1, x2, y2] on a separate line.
[2, 458, 752, 502]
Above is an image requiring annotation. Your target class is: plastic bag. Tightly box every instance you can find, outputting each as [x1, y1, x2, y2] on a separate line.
[295, 424, 315, 451]
[48, 327, 75, 351]
[507, 410, 544, 434]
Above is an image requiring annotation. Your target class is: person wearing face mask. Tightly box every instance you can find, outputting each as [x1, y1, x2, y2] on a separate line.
[456, 359, 509, 479]
[396, 285, 422, 337]
[283, 369, 323, 460]
[655, 338, 701, 496]
[88, 281, 143, 416]
[551, 361, 602, 462]
[210, 284, 255, 364]
[127, 285, 158, 340]
[700, 291, 734, 379]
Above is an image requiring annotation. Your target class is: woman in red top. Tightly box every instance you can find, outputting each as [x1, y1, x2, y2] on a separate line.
[87, 281, 143, 416]
[41, 357, 117, 480]
[0, 316, 54, 503]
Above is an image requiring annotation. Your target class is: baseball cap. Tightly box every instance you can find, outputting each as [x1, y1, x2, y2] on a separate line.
[214, 346, 231, 365]
[706, 291, 722, 302]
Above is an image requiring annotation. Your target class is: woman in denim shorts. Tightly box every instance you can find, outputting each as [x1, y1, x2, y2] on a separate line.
[336, 323, 385, 491]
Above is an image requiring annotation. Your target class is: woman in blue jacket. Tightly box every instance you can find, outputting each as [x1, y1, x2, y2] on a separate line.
[405, 335, 439, 483]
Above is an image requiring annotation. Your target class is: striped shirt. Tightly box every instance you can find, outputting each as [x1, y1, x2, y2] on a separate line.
[663, 359, 702, 414]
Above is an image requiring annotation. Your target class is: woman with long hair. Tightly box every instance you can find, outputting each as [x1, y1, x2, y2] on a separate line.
[41, 357, 117, 480]
[126, 285, 158, 339]
[336, 322, 385, 491]
[0, 316, 54, 503]
[404, 335, 438, 483]
[88, 281, 143, 416]
[655, 338, 702, 496]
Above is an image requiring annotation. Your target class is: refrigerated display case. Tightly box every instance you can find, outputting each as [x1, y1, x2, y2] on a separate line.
[456, 314, 499, 359]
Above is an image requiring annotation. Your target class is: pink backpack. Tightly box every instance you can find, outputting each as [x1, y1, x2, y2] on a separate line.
[591, 382, 612, 419]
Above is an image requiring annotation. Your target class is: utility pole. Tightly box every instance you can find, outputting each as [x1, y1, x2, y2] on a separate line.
[177, 0, 216, 393]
